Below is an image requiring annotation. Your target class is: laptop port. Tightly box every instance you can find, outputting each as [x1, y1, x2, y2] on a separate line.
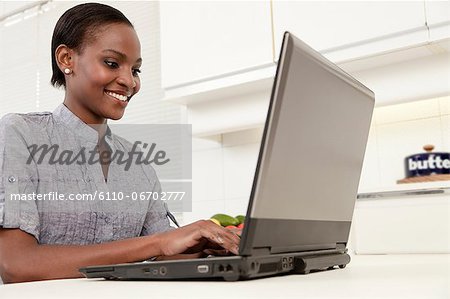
[197, 265, 209, 273]
[159, 266, 167, 276]
[225, 265, 233, 272]
[218, 265, 225, 272]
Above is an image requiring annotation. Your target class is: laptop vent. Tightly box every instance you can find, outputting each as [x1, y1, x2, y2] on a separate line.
[258, 262, 278, 274]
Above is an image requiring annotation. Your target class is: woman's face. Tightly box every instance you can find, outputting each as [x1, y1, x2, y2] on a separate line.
[66, 23, 142, 122]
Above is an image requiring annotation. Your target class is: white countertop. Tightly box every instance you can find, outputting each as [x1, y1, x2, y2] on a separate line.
[1, 254, 449, 299]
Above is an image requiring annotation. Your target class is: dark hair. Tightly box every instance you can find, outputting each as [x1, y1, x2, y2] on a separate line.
[50, 3, 133, 88]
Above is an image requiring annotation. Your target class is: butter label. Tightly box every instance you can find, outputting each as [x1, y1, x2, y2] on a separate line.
[405, 153, 450, 177]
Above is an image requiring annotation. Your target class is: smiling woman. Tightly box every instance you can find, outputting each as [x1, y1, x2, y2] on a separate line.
[51, 4, 142, 122]
[0, 3, 240, 284]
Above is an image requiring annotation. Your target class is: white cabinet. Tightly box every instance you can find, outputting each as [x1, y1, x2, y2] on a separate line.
[426, 0, 450, 24]
[272, 1, 427, 61]
[160, 1, 449, 137]
[425, 0, 450, 41]
[354, 193, 450, 254]
[159, 1, 273, 88]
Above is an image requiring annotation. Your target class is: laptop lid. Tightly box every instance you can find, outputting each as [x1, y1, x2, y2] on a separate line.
[239, 32, 375, 256]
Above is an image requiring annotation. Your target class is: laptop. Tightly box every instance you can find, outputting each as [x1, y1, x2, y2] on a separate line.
[80, 32, 375, 281]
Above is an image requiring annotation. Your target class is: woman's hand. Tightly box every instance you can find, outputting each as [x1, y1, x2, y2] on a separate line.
[156, 220, 241, 257]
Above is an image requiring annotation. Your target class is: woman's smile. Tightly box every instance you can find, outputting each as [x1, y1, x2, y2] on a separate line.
[104, 90, 131, 105]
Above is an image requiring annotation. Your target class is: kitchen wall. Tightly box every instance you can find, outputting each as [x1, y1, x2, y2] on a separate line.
[182, 96, 450, 224]
[182, 128, 262, 225]
[361, 96, 450, 191]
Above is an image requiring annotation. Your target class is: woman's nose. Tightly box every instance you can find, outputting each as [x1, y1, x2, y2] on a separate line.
[116, 69, 136, 90]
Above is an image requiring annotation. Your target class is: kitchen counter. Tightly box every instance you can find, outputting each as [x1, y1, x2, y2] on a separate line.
[1, 254, 448, 299]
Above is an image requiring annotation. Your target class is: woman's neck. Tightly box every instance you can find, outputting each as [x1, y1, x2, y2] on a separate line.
[62, 100, 108, 140]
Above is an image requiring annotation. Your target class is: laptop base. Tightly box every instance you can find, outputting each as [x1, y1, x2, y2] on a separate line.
[80, 251, 351, 281]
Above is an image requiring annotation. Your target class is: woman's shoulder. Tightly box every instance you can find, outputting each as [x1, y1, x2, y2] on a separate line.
[0, 111, 52, 128]
[0, 112, 54, 142]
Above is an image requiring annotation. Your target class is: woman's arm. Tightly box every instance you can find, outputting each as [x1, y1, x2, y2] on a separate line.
[0, 220, 239, 283]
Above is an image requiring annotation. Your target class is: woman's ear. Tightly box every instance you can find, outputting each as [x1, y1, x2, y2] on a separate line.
[55, 45, 75, 74]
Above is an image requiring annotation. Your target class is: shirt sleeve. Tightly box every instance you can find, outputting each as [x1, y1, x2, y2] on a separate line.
[140, 175, 176, 236]
[0, 114, 40, 240]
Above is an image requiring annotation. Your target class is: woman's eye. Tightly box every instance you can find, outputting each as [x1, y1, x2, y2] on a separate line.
[105, 60, 119, 68]
[132, 69, 141, 77]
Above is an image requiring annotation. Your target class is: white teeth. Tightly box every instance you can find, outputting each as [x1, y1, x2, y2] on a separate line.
[106, 91, 128, 102]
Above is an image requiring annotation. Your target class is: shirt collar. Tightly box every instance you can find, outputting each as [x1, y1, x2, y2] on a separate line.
[52, 103, 112, 144]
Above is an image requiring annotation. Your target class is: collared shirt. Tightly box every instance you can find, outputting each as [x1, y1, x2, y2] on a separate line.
[0, 104, 172, 245]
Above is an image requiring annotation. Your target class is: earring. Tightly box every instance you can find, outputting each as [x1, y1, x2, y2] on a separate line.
[64, 68, 71, 74]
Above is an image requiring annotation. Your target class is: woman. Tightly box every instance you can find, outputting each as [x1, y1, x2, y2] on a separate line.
[0, 3, 239, 284]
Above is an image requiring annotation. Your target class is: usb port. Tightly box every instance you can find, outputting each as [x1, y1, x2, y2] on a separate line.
[197, 265, 209, 273]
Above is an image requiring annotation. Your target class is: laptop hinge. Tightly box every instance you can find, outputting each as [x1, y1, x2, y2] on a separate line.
[270, 243, 337, 254]
[336, 243, 347, 251]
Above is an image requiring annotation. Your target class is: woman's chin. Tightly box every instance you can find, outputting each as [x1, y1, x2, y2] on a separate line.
[109, 113, 124, 121]
[106, 109, 125, 121]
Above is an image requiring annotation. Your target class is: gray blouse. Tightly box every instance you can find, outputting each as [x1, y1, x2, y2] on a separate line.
[0, 104, 172, 245]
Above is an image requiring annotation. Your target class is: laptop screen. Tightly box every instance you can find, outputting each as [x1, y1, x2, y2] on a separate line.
[240, 32, 374, 255]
